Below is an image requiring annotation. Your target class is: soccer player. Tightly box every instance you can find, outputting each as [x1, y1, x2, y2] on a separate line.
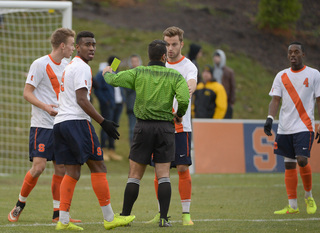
[147, 26, 197, 226]
[53, 31, 135, 231]
[264, 42, 320, 215]
[7, 28, 81, 223]
[103, 39, 190, 227]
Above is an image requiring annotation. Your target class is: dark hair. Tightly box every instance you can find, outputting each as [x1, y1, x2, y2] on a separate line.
[76, 31, 94, 44]
[148, 40, 167, 61]
[107, 55, 119, 65]
[188, 43, 201, 61]
[289, 41, 304, 53]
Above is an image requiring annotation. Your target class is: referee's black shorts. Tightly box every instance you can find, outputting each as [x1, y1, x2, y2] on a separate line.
[129, 119, 175, 164]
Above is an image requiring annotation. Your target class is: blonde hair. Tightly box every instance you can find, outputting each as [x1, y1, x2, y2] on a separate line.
[163, 26, 184, 42]
[51, 28, 75, 49]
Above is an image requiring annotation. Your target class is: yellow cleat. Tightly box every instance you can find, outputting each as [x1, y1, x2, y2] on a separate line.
[55, 221, 83, 231]
[104, 214, 135, 230]
[182, 213, 194, 225]
[145, 212, 160, 224]
[305, 197, 317, 214]
[274, 205, 300, 214]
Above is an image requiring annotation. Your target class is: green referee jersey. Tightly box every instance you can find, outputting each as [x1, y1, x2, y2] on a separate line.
[104, 61, 190, 121]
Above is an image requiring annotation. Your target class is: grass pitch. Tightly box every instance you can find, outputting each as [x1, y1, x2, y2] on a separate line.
[1, 170, 320, 233]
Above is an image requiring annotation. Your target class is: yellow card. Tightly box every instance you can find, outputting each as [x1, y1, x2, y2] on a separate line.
[110, 58, 121, 71]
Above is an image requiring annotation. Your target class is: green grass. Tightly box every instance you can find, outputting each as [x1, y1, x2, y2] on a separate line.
[1, 172, 320, 232]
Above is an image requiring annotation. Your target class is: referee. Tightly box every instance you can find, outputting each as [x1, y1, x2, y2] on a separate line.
[103, 39, 190, 227]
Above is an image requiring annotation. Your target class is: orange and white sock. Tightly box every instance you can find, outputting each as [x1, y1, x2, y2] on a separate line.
[51, 174, 63, 211]
[285, 168, 298, 209]
[299, 163, 313, 199]
[91, 173, 114, 221]
[19, 171, 39, 203]
[59, 175, 77, 224]
[178, 169, 192, 213]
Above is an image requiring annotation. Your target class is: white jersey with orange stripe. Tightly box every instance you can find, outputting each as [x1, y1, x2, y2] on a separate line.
[269, 65, 320, 134]
[54, 56, 92, 125]
[166, 56, 198, 133]
[26, 54, 68, 129]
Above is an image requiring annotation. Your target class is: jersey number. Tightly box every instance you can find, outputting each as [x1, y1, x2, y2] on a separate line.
[303, 78, 309, 87]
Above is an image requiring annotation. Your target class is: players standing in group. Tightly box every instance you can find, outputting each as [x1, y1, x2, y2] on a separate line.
[53, 31, 135, 231]
[103, 39, 190, 227]
[7, 28, 81, 223]
[147, 26, 197, 226]
[264, 42, 319, 215]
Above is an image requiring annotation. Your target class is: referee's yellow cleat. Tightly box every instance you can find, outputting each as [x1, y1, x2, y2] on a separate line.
[104, 214, 135, 230]
[274, 205, 300, 214]
[55, 221, 83, 231]
[305, 197, 317, 214]
[182, 213, 194, 225]
[145, 212, 160, 224]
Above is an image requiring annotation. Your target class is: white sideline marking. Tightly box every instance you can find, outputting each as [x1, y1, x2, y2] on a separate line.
[1, 218, 320, 228]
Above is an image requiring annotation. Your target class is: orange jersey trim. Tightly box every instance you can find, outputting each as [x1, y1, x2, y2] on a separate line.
[290, 65, 306, 73]
[186, 132, 190, 157]
[167, 56, 185, 65]
[87, 121, 94, 154]
[48, 54, 61, 66]
[46, 64, 60, 100]
[34, 127, 38, 150]
[175, 122, 184, 133]
[281, 73, 313, 132]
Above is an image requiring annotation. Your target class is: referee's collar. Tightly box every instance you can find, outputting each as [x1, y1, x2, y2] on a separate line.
[148, 61, 165, 67]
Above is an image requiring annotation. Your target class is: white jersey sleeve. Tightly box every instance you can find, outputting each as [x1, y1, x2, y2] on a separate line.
[26, 58, 44, 88]
[269, 71, 283, 97]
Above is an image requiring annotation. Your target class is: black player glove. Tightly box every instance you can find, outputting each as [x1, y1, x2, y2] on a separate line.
[100, 119, 120, 140]
[264, 117, 273, 136]
[315, 132, 320, 143]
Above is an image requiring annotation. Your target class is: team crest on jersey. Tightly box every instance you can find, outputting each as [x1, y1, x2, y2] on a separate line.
[85, 80, 87, 85]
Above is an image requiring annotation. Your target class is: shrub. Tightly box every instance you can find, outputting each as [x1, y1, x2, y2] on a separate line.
[256, 0, 302, 30]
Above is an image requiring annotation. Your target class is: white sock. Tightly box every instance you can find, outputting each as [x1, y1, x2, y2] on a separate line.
[101, 203, 114, 222]
[305, 191, 313, 199]
[181, 200, 191, 213]
[53, 200, 60, 209]
[18, 194, 27, 203]
[59, 211, 69, 224]
[289, 199, 298, 210]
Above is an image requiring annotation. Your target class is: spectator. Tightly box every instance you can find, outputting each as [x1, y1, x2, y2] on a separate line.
[94, 56, 124, 161]
[212, 49, 236, 118]
[188, 43, 202, 82]
[192, 65, 227, 119]
[124, 54, 142, 145]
